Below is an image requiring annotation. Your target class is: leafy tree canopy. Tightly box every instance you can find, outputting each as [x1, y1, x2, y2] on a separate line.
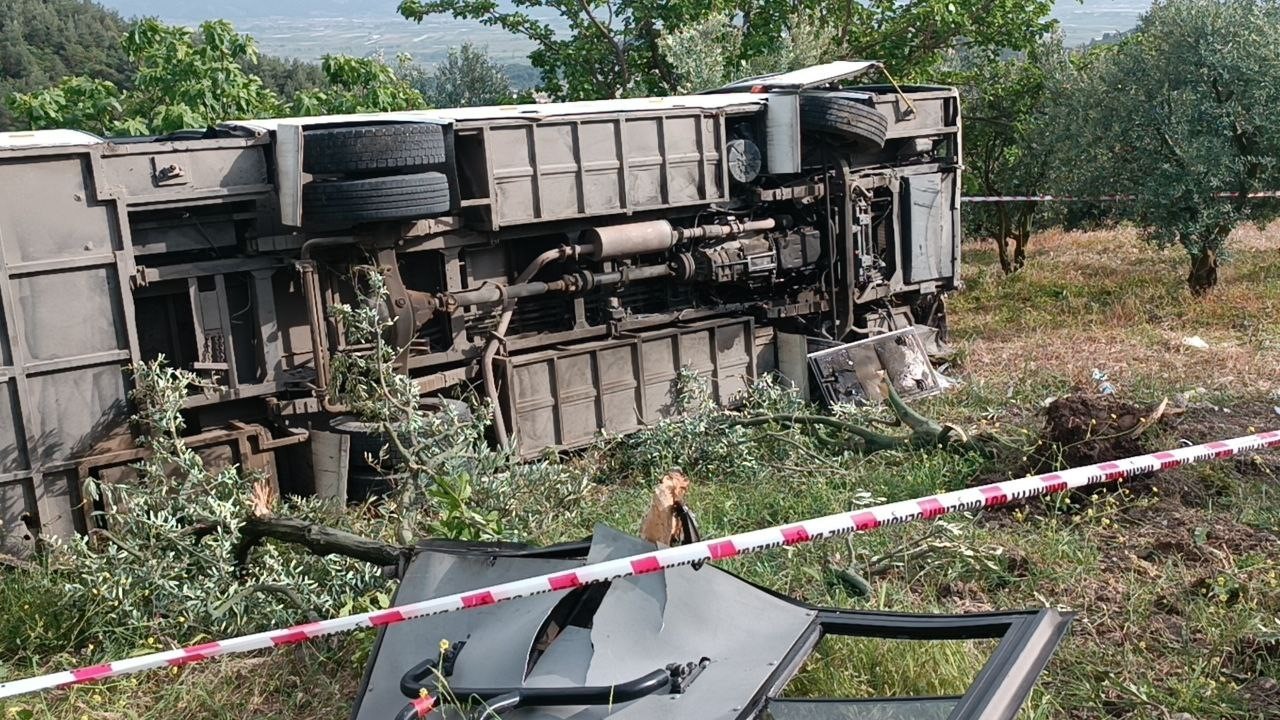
[398, 0, 1055, 100]
[7, 18, 425, 136]
[420, 42, 515, 108]
[1046, 0, 1280, 293]
[959, 35, 1074, 274]
[291, 54, 425, 116]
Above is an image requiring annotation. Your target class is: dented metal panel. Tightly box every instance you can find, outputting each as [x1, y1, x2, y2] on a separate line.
[808, 328, 943, 406]
[903, 173, 957, 283]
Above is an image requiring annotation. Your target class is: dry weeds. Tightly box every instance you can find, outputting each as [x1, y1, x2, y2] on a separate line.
[954, 224, 1280, 397]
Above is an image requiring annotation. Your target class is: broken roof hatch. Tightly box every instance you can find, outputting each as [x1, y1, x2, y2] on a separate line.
[352, 526, 1071, 720]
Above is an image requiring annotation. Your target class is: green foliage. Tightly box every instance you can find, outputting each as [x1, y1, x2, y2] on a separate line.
[659, 11, 838, 93]
[327, 268, 507, 541]
[7, 18, 424, 136]
[1046, 0, 1280, 293]
[399, 0, 1055, 101]
[399, 0, 716, 100]
[291, 54, 425, 116]
[38, 360, 388, 650]
[0, 0, 133, 131]
[420, 42, 515, 108]
[599, 368, 762, 484]
[8, 18, 279, 134]
[121, 19, 281, 132]
[252, 54, 331, 99]
[5, 75, 138, 136]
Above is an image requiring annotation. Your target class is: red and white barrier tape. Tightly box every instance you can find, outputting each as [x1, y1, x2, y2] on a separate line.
[963, 191, 1280, 203]
[2, 430, 1277, 699]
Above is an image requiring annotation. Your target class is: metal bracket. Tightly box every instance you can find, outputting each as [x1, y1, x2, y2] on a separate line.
[151, 159, 187, 186]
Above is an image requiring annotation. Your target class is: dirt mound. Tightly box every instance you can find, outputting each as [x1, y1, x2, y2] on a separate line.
[1042, 394, 1152, 467]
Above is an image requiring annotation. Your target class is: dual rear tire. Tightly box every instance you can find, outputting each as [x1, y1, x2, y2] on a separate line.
[302, 123, 452, 230]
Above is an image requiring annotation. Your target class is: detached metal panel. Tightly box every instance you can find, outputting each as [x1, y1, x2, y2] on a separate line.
[0, 153, 136, 549]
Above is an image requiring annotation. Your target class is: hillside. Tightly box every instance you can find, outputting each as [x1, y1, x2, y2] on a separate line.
[0, 0, 338, 132]
[0, 0, 133, 129]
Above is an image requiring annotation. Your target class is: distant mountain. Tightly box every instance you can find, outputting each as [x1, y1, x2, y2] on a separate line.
[105, 0, 401, 21]
[94, 0, 1150, 66]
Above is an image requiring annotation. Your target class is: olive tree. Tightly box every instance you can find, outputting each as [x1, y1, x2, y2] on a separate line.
[960, 36, 1073, 274]
[1048, 0, 1280, 294]
[420, 43, 515, 108]
[658, 11, 839, 94]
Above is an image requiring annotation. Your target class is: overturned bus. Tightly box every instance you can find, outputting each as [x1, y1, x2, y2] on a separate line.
[0, 62, 961, 551]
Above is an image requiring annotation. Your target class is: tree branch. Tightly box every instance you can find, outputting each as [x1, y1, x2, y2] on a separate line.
[218, 583, 322, 622]
[230, 516, 412, 569]
[575, 0, 629, 94]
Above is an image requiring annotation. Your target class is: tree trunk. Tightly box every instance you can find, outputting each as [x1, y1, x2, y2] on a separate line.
[995, 204, 1013, 275]
[1012, 206, 1033, 272]
[1187, 248, 1219, 296]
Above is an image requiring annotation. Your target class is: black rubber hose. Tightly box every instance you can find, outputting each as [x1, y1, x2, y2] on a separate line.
[393, 667, 672, 719]
[470, 667, 670, 706]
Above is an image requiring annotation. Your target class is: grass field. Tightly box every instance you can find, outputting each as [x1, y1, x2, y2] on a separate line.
[3, 226, 1279, 719]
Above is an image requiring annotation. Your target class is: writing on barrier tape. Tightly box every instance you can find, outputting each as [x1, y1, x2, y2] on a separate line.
[1, 429, 1277, 699]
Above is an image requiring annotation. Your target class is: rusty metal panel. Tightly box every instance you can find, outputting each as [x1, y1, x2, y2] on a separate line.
[503, 318, 754, 456]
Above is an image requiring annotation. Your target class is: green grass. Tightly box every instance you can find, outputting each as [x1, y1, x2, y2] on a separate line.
[4, 227, 1280, 719]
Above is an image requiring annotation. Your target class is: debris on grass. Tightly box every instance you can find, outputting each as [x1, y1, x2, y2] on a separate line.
[639, 469, 692, 546]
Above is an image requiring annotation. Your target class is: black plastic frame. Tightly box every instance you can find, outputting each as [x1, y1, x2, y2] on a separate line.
[754, 608, 1074, 720]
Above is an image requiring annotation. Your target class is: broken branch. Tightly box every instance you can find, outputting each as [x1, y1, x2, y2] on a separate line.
[230, 516, 411, 569]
